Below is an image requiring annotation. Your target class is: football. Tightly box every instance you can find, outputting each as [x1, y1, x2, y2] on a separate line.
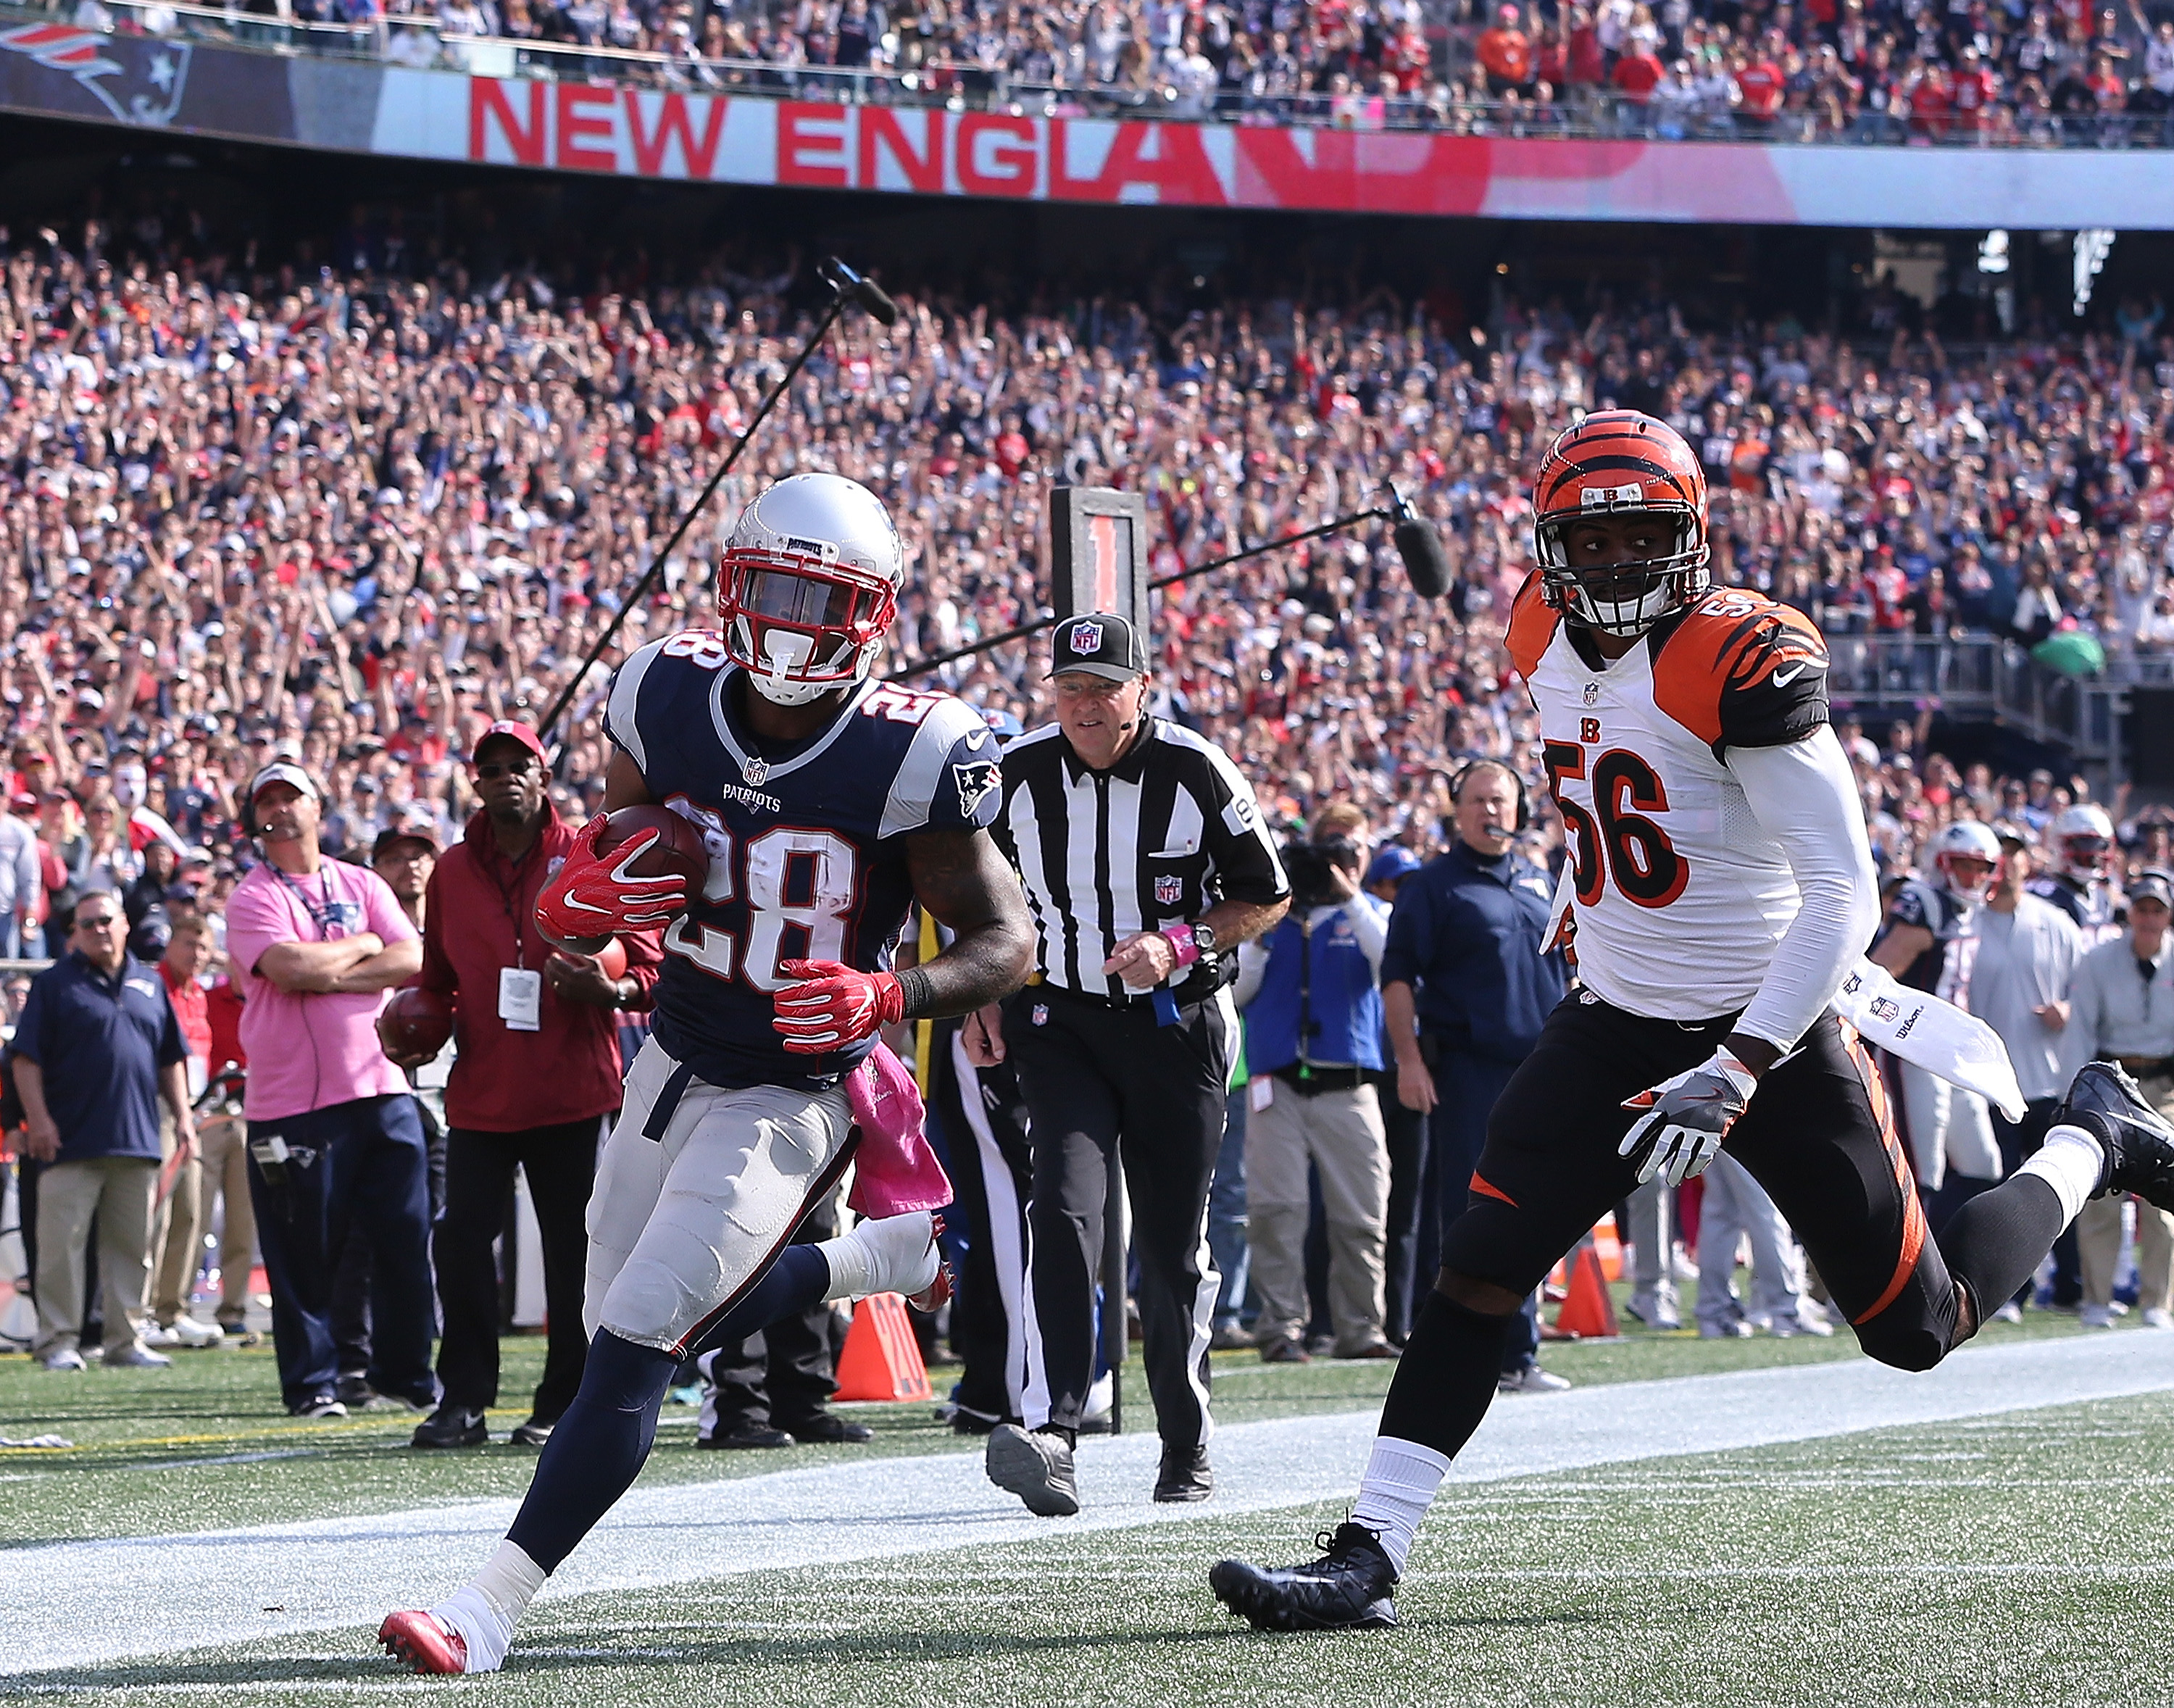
[596, 936, 628, 980]
[595, 804, 709, 891]
[380, 986, 454, 1059]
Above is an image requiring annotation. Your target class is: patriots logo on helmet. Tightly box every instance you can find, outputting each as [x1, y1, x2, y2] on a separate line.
[1070, 621, 1104, 654]
[952, 760, 1001, 819]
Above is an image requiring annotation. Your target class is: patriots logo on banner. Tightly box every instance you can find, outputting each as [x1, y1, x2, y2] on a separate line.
[1155, 875, 1183, 905]
[952, 760, 1002, 819]
[1070, 621, 1103, 654]
[0, 22, 191, 126]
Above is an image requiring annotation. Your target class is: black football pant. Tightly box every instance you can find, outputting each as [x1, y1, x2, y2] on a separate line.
[1007, 985, 1231, 1450]
[433, 1118, 604, 1422]
[1381, 993, 2070, 1462]
[928, 1019, 1034, 1425]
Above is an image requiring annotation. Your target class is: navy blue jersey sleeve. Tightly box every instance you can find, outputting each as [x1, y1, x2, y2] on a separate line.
[1380, 875, 1434, 991]
[875, 694, 1004, 838]
[1883, 878, 1948, 936]
[603, 633, 728, 774]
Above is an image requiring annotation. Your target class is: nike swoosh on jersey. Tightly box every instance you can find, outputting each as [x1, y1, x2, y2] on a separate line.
[1770, 663, 1825, 686]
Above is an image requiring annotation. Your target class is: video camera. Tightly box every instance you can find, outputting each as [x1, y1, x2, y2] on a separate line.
[1281, 836, 1361, 911]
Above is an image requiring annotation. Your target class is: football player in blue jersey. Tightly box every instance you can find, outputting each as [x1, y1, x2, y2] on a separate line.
[380, 472, 1036, 1675]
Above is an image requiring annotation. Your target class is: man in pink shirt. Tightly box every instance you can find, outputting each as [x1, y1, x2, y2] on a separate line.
[226, 761, 432, 1419]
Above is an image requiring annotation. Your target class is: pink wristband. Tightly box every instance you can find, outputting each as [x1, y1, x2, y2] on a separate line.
[1161, 923, 1201, 968]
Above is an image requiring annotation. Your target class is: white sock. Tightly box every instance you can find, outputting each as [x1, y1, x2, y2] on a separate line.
[2018, 1124, 2107, 1228]
[434, 1539, 545, 1674]
[1349, 1436, 1450, 1578]
[815, 1225, 875, 1303]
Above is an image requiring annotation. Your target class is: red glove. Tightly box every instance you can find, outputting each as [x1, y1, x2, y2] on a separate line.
[772, 959, 907, 1054]
[535, 814, 689, 941]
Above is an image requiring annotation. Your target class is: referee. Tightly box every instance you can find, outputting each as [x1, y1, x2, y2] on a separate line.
[969, 612, 1289, 1516]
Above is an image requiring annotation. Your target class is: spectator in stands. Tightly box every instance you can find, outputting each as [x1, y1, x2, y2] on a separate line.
[0, 794, 39, 961]
[14, 893, 194, 1371]
[1475, 4, 1534, 96]
[2062, 868, 2174, 1331]
[224, 761, 433, 1419]
[388, 721, 658, 1450]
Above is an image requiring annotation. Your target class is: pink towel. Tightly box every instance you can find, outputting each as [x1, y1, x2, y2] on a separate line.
[844, 1040, 954, 1217]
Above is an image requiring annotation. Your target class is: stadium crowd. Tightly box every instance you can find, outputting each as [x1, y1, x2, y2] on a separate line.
[59, 0, 2174, 143]
[3, 215, 2173, 1381]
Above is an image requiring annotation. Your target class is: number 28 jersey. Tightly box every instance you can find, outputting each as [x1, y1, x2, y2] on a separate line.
[604, 630, 1002, 1090]
[1506, 573, 1832, 1024]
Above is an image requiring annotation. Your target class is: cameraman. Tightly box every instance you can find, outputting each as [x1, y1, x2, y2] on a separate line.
[1381, 760, 1570, 1395]
[1233, 814, 1396, 1362]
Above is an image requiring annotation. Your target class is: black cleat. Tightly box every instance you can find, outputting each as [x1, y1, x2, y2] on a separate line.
[1209, 1522, 1400, 1632]
[698, 1424, 796, 1449]
[409, 1406, 488, 1449]
[782, 1412, 874, 1445]
[1154, 1444, 1213, 1503]
[509, 1414, 559, 1446]
[2057, 1062, 2174, 1212]
[986, 1423, 1080, 1516]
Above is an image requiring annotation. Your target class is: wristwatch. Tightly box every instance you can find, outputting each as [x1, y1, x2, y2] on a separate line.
[1188, 922, 1220, 958]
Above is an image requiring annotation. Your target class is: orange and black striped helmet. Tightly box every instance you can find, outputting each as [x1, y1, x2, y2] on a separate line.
[1532, 409, 1712, 636]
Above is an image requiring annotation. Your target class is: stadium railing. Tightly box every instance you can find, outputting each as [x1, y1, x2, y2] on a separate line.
[11, 0, 2170, 148]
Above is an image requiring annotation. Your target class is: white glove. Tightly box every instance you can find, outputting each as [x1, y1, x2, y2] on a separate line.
[1617, 1050, 1759, 1186]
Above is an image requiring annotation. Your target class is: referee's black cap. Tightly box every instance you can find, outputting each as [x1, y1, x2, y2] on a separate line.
[1049, 612, 1148, 683]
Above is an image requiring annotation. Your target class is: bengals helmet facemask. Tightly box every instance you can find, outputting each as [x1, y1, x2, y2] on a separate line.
[1533, 410, 1712, 637]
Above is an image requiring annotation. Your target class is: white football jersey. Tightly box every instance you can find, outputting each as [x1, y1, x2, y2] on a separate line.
[1507, 573, 1833, 1023]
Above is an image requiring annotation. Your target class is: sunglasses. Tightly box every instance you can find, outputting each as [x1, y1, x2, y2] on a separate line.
[75, 913, 121, 929]
[475, 758, 538, 780]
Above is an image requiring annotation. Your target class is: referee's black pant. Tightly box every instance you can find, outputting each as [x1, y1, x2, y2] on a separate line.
[1007, 983, 1233, 1451]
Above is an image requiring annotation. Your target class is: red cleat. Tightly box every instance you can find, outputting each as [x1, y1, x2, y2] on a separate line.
[909, 1214, 953, 1312]
[378, 1609, 469, 1675]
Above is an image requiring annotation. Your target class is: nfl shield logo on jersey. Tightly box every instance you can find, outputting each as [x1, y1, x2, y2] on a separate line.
[1070, 621, 1103, 655]
[1032, 1004, 1049, 1026]
[1155, 875, 1183, 905]
[1583, 682, 1600, 707]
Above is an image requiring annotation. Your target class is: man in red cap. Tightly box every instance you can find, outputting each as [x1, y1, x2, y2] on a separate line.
[381, 722, 662, 1450]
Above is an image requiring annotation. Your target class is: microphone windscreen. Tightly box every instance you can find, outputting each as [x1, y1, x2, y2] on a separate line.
[856, 280, 901, 326]
[1394, 518, 1452, 599]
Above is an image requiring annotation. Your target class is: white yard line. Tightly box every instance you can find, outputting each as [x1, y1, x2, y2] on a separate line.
[7, 1333, 2173, 1675]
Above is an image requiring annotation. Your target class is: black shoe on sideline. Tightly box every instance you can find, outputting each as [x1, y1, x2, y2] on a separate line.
[288, 1393, 348, 1420]
[985, 1423, 1079, 1516]
[335, 1373, 378, 1411]
[410, 1406, 488, 1449]
[946, 1404, 1004, 1437]
[698, 1424, 796, 1450]
[1154, 1444, 1213, 1503]
[2059, 1062, 2174, 1211]
[782, 1412, 873, 1445]
[1209, 1522, 1400, 1632]
[509, 1415, 558, 1447]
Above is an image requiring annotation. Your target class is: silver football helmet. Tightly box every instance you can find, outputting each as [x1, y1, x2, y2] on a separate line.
[718, 472, 906, 707]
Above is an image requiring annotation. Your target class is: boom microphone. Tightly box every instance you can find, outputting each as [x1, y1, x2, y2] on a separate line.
[1389, 487, 1452, 600]
[817, 256, 901, 327]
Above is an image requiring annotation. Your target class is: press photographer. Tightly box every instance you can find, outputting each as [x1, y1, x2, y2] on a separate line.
[1232, 809, 1397, 1362]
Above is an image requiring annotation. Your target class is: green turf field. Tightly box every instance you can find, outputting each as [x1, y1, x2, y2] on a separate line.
[4, 1301, 2167, 1707]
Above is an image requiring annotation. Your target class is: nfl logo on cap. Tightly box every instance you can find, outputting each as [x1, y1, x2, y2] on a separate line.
[1070, 621, 1103, 655]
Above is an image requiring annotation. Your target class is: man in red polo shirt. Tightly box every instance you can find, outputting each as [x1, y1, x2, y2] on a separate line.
[1736, 41, 1786, 128]
[383, 721, 662, 1451]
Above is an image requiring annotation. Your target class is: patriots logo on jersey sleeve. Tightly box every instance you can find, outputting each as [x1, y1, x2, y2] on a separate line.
[953, 761, 1002, 820]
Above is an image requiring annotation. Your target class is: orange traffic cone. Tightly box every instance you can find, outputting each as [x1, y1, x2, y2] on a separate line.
[1552, 1242, 1622, 1340]
[832, 1292, 934, 1402]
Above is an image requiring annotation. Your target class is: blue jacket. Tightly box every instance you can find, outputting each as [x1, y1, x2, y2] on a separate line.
[1245, 899, 1387, 1075]
[10, 951, 185, 1162]
[1381, 843, 1567, 1063]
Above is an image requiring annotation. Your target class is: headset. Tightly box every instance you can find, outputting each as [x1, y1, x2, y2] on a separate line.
[1446, 759, 1530, 834]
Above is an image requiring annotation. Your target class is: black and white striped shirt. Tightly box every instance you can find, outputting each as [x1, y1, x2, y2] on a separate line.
[991, 718, 1289, 999]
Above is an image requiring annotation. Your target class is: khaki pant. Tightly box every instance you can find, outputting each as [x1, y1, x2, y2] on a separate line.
[194, 1114, 257, 1327]
[2078, 1070, 2174, 1313]
[34, 1157, 158, 1357]
[149, 1108, 206, 1325]
[1245, 1076, 1390, 1354]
